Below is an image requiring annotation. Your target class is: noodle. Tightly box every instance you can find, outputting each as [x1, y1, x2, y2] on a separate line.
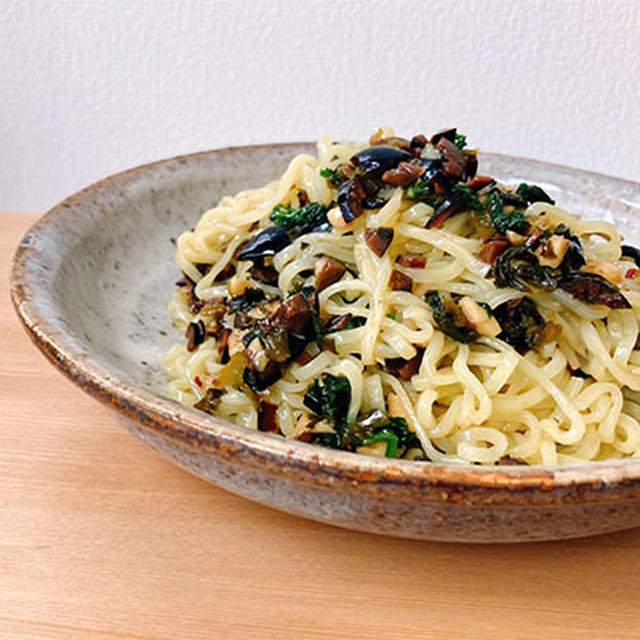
[162, 127, 640, 465]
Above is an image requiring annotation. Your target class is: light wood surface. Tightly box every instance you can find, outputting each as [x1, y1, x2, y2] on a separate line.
[2, 212, 640, 640]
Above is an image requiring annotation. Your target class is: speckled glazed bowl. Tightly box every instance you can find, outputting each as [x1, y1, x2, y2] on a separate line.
[11, 143, 640, 542]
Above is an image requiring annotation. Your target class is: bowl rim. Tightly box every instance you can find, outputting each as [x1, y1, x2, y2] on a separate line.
[11, 142, 640, 495]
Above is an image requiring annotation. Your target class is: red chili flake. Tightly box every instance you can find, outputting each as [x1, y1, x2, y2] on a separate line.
[626, 268, 637, 279]
[194, 375, 203, 387]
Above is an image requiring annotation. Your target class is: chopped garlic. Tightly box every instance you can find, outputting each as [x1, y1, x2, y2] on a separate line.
[506, 230, 527, 245]
[327, 207, 350, 230]
[228, 329, 248, 357]
[459, 296, 488, 325]
[387, 392, 411, 422]
[536, 235, 569, 269]
[228, 276, 251, 297]
[356, 441, 388, 457]
[458, 296, 501, 337]
[247, 337, 269, 372]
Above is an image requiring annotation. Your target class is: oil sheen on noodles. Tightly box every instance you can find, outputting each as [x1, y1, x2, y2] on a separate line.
[162, 128, 640, 465]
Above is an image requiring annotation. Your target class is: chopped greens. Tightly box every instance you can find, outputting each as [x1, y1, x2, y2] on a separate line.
[405, 179, 431, 200]
[452, 183, 482, 210]
[303, 374, 351, 445]
[493, 246, 557, 292]
[454, 132, 467, 150]
[269, 202, 329, 239]
[485, 191, 527, 234]
[320, 167, 344, 187]
[356, 415, 418, 457]
[428, 292, 478, 343]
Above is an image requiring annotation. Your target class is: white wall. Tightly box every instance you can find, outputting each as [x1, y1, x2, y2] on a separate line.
[2, 0, 639, 212]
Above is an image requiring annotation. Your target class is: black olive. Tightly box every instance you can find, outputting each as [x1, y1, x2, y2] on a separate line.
[362, 196, 388, 209]
[622, 245, 640, 267]
[236, 226, 291, 261]
[499, 191, 528, 208]
[309, 221, 333, 233]
[337, 176, 366, 222]
[186, 320, 205, 352]
[464, 151, 478, 181]
[558, 272, 631, 309]
[426, 192, 466, 229]
[227, 288, 266, 313]
[419, 157, 444, 181]
[430, 128, 457, 145]
[350, 145, 413, 177]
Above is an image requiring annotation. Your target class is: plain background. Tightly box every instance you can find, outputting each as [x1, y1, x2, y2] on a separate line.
[2, 0, 639, 212]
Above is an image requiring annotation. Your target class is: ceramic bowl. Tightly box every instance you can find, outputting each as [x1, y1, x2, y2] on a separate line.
[11, 143, 640, 543]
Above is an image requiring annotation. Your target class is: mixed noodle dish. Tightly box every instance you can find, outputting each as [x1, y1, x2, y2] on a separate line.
[162, 127, 640, 466]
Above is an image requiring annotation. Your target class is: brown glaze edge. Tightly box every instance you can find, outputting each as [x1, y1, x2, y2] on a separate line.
[10, 144, 640, 509]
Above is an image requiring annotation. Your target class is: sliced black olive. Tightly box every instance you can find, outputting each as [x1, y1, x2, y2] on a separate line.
[337, 176, 366, 222]
[436, 138, 465, 180]
[350, 145, 413, 178]
[499, 191, 528, 208]
[362, 196, 388, 209]
[243, 361, 282, 392]
[419, 157, 444, 181]
[309, 221, 333, 233]
[430, 128, 457, 145]
[186, 320, 206, 352]
[622, 245, 640, 267]
[227, 288, 266, 313]
[515, 183, 555, 205]
[236, 226, 291, 262]
[558, 272, 631, 309]
[410, 134, 428, 149]
[463, 150, 478, 181]
[426, 192, 466, 229]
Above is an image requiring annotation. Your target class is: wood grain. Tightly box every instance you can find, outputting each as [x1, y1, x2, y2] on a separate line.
[2, 212, 640, 640]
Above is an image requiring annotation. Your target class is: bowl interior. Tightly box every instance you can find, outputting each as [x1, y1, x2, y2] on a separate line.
[19, 145, 640, 424]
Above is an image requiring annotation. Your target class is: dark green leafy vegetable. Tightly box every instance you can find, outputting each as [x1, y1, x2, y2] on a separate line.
[319, 167, 344, 187]
[494, 297, 545, 353]
[362, 429, 399, 457]
[452, 183, 482, 210]
[269, 202, 329, 239]
[303, 374, 351, 443]
[405, 179, 431, 200]
[515, 183, 555, 205]
[493, 246, 557, 292]
[485, 191, 527, 234]
[345, 412, 419, 456]
[428, 292, 478, 343]
[454, 132, 467, 150]
[558, 272, 631, 309]
[237, 226, 291, 261]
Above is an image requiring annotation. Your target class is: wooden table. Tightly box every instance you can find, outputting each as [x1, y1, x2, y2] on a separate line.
[2, 212, 640, 639]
